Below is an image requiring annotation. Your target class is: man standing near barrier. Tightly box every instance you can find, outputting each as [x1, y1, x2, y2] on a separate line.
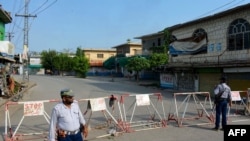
[213, 76, 232, 131]
[48, 88, 88, 141]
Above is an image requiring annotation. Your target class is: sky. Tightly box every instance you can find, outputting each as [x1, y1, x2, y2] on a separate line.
[1, 0, 250, 54]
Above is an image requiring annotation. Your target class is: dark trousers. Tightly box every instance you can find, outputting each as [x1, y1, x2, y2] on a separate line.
[57, 131, 83, 141]
[215, 100, 228, 129]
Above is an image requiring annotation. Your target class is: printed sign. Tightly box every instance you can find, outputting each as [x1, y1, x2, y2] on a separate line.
[231, 91, 242, 101]
[160, 74, 174, 88]
[90, 98, 107, 111]
[136, 94, 150, 106]
[23, 101, 44, 116]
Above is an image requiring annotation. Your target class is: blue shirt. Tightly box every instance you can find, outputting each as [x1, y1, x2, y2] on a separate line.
[48, 100, 85, 141]
[214, 83, 232, 99]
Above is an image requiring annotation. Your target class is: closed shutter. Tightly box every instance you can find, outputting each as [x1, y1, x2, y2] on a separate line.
[199, 73, 221, 97]
[227, 73, 250, 91]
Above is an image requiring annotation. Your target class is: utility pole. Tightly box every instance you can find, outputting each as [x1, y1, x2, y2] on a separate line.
[15, 0, 37, 82]
[5, 32, 14, 41]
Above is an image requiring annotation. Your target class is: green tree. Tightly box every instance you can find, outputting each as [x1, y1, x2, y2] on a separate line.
[162, 28, 171, 54]
[148, 53, 168, 69]
[53, 53, 72, 75]
[73, 47, 89, 78]
[40, 50, 57, 74]
[126, 56, 150, 81]
[150, 28, 170, 54]
[148, 29, 170, 70]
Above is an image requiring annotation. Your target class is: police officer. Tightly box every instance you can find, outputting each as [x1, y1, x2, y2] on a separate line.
[48, 88, 88, 141]
[213, 76, 232, 131]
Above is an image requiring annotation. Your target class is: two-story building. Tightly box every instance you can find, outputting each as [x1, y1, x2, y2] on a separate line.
[108, 41, 143, 77]
[0, 5, 15, 71]
[136, 3, 250, 93]
[83, 48, 116, 76]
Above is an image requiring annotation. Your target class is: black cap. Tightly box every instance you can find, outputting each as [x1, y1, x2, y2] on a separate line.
[220, 76, 227, 81]
[60, 88, 74, 97]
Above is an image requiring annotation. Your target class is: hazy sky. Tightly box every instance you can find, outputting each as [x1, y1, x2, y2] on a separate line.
[1, 0, 249, 54]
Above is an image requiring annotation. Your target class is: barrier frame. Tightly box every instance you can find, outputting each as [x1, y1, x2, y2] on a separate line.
[78, 96, 126, 138]
[168, 92, 213, 127]
[4, 99, 60, 141]
[117, 93, 167, 132]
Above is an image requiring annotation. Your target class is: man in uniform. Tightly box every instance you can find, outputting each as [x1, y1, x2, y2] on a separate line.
[213, 76, 232, 131]
[48, 88, 88, 141]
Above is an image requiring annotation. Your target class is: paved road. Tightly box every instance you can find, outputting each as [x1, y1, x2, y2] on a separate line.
[0, 75, 249, 141]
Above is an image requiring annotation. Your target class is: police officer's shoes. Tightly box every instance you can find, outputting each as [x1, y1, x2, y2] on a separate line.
[212, 127, 219, 131]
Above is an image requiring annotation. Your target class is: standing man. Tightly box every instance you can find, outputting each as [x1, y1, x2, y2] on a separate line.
[213, 76, 232, 131]
[6, 74, 15, 96]
[48, 88, 88, 141]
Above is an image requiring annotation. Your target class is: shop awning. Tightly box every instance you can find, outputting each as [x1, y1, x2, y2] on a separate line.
[0, 56, 15, 62]
[29, 64, 42, 68]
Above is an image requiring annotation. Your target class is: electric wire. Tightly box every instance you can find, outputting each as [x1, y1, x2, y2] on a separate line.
[196, 0, 245, 19]
[30, 0, 48, 14]
[34, 0, 58, 15]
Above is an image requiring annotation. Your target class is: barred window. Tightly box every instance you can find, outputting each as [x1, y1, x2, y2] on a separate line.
[97, 54, 103, 58]
[228, 18, 250, 51]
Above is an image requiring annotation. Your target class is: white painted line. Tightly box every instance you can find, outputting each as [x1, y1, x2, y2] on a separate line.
[231, 119, 250, 122]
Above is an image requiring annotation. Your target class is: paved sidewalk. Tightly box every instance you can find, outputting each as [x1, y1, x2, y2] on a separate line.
[0, 75, 37, 107]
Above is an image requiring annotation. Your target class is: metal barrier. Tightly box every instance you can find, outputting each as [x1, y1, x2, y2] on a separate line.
[4, 93, 168, 140]
[116, 93, 167, 132]
[215, 90, 250, 117]
[4, 99, 60, 141]
[168, 92, 213, 127]
[78, 96, 124, 138]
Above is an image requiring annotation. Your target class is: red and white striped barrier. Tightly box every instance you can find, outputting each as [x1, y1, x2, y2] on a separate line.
[4, 99, 60, 141]
[168, 92, 213, 127]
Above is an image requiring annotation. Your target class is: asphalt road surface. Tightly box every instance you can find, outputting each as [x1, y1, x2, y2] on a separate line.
[0, 75, 249, 141]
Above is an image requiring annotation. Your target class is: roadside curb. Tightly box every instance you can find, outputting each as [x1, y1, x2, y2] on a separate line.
[0, 81, 37, 107]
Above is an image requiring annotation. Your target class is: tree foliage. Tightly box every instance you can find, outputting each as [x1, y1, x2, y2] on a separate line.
[73, 47, 89, 78]
[126, 56, 150, 81]
[148, 29, 170, 70]
[40, 47, 89, 77]
[40, 50, 57, 74]
[148, 53, 168, 68]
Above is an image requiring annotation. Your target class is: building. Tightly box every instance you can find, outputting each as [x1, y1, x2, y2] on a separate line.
[0, 5, 15, 72]
[112, 40, 142, 57]
[83, 48, 116, 76]
[135, 3, 250, 94]
[107, 41, 143, 77]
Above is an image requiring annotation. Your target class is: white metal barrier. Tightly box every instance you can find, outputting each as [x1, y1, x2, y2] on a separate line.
[168, 92, 213, 127]
[4, 99, 60, 141]
[229, 91, 250, 115]
[116, 93, 167, 132]
[78, 96, 126, 139]
[4, 93, 168, 140]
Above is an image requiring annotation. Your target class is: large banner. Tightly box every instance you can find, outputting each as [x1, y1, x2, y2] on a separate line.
[160, 73, 174, 88]
[0, 41, 15, 58]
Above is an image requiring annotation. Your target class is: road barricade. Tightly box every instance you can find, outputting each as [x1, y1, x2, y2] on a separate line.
[4, 93, 168, 140]
[78, 96, 124, 138]
[168, 92, 213, 127]
[4, 99, 60, 141]
[228, 90, 250, 116]
[116, 93, 167, 132]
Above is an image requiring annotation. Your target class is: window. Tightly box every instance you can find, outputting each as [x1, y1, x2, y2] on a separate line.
[97, 54, 103, 58]
[228, 18, 250, 51]
[192, 28, 207, 42]
[157, 38, 161, 46]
